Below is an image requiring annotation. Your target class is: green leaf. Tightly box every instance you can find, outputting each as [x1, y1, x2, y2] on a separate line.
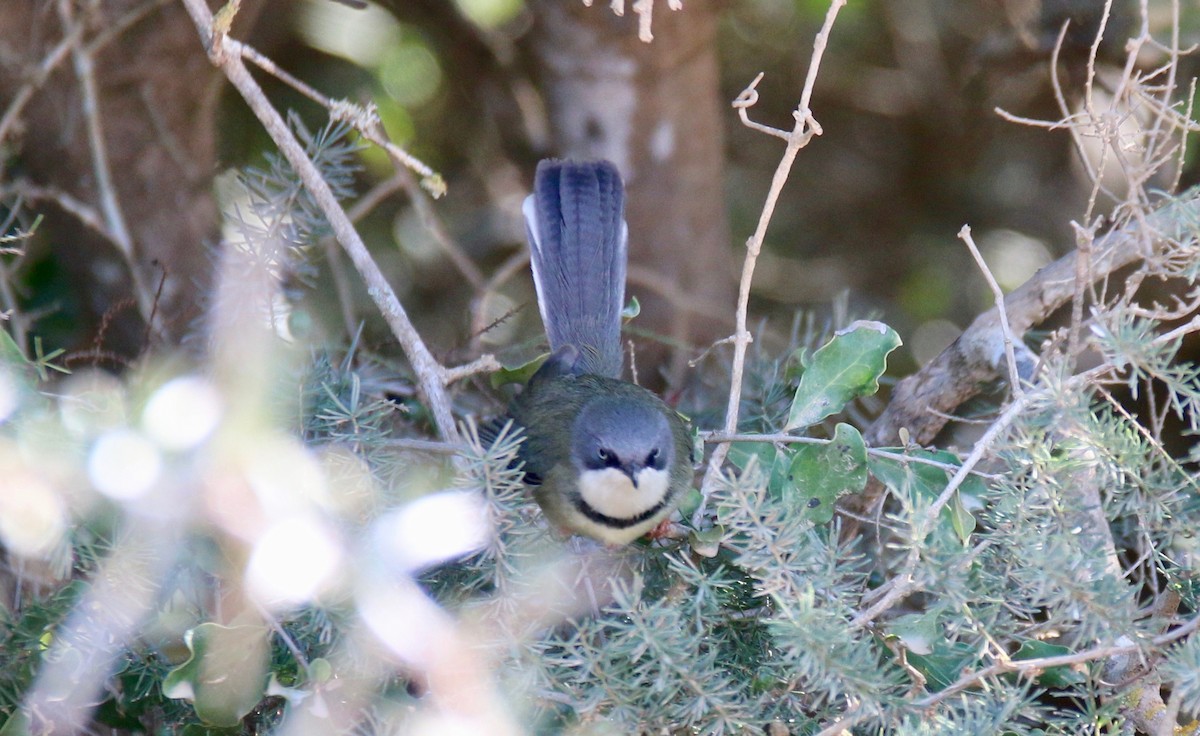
[905, 640, 979, 692]
[0, 328, 26, 367]
[32, 336, 69, 381]
[886, 607, 944, 656]
[308, 658, 333, 683]
[676, 487, 704, 520]
[180, 725, 242, 736]
[948, 490, 976, 543]
[868, 451, 979, 543]
[163, 623, 269, 727]
[1011, 640, 1084, 688]
[0, 711, 30, 736]
[727, 442, 790, 500]
[786, 320, 901, 430]
[785, 424, 868, 524]
[727, 441, 773, 472]
[489, 353, 549, 389]
[689, 525, 725, 558]
[621, 295, 641, 321]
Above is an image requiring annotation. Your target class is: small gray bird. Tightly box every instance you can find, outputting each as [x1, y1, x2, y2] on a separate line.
[505, 159, 693, 545]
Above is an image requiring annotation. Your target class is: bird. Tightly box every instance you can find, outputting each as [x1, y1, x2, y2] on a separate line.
[503, 159, 693, 546]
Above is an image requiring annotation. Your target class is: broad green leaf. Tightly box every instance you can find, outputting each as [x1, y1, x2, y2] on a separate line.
[163, 623, 269, 727]
[690, 422, 704, 469]
[727, 441, 773, 472]
[0, 329, 27, 368]
[308, 657, 334, 683]
[0, 711, 30, 736]
[868, 452, 978, 544]
[1011, 640, 1084, 688]
[786, 320, 901, 430]
[676, 487, 704, 520]
[727, 442, 790, 500]
[689, 525, 725, 558]
[786, 423, 868, 524]
[885, 607, 945, 655]
[905, 640, 979, 692]
[489, 353, 549, 389]
[180, 726, 242, 736]
[948, 491, 976, 543]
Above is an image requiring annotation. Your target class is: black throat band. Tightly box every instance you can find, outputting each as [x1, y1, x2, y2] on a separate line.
[571, 493, 670, 530]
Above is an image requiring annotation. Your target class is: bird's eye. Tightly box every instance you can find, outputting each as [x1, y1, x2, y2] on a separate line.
[647, 448, 661, 467]
[597, 448, 619, 467]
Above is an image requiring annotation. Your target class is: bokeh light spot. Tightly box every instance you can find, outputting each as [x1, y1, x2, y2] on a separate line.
[978, 229, 1053, 291]
[378, 41, 442, 107]
[88, 429, 162, 501]
[372, 490, 488, 573]
[59, 371, 127, 437]
[244, 437, 329, 513]
[296, 0, 401, 68]
[143, 375, 222, 451]
[246, 516, 343, 608]
[0, 446, 66, 558]
[453, 0, 522, 28]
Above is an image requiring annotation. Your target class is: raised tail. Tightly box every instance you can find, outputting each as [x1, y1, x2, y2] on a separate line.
[522, 159, 628, 378]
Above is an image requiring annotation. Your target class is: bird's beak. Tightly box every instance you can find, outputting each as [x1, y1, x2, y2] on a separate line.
[621, 464, 641, 488]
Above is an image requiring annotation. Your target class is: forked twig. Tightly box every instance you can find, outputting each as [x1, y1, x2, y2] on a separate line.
[231, 44, 486, 291]
[695, 0, 845, 525]
[178, 0, 499, 441]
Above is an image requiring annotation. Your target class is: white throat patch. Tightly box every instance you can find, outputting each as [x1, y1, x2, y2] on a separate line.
[578, 466, 670, 519]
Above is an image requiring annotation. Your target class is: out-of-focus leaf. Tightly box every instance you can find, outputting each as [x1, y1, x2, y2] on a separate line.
[886, 607, 944, 656]
[163, 623, 269, 727]
[1011, 640, 1084, 688]
[0, 329, 27, 367]
[905, 640, 979, 692]
[689, 525, 725, 558]
[621, 296, 641, 321]
[489, 353, 549, 389]
[676, 487, 703, 520]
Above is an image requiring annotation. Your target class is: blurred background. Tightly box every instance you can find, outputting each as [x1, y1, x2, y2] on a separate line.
[4, 4, 1200, 732]
[234, 0, 1186, 375]
[3, 0, 1197, 393]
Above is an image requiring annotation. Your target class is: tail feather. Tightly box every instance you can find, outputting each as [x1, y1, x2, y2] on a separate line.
[523, 159, 627, 378]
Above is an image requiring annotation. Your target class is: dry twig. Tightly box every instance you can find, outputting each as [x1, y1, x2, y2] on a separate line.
[958, 225, 1023, 396]
[694, 0, 846, 527]
[178, 0, 499, 441]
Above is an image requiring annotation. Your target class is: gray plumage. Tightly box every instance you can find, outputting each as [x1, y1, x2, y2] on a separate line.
[506, 158, 693, 545]
[522, 159, 628, 378]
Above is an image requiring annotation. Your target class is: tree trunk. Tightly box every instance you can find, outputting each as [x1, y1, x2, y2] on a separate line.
[523, 0, 734, 386]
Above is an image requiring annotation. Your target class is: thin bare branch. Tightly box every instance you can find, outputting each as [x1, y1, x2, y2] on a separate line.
[179, 0, 481, 440]
[56, 0, 155, 328]
[234, 43, 442, 193]
[862, 194, 1192, 453]
[0, 7, 87, 145]
[914, 613, 1200, 710]
[958, 225, 1022, 396]
[696, 0, 845, 527]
